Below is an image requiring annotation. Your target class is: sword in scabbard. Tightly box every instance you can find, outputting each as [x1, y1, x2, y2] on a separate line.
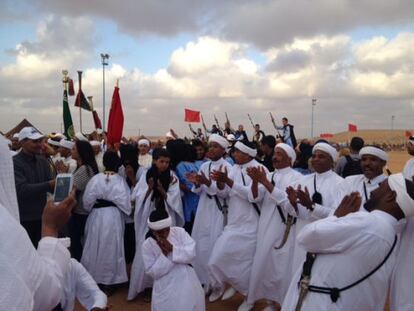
[295, 275, 310, 311]
[274, 215, 295, 249]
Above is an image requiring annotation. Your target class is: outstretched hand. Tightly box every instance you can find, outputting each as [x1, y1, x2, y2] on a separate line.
[334, 192, 361, 218]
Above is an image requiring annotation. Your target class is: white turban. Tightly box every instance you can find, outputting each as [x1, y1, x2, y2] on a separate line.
[75, 132, 88, 142]
[388, 173, 414, 218]
[359, 146, 388, 162]
[0, 135, 19, 221]
[166, 131, 175, 139]
[90, 140, 101, 147]
[312, 142, 338, 162]
[234, 141, 257, 158]
[12, 133, 19, 139]
[275, 143, 296, 165]
[148, 215, 172, 231]
[60, 139, 74, 150]
[47, 138, 61, 147]
[226, 134, 236, 142]
[209, 134, 229, 149]
[138, 139, 150, 147]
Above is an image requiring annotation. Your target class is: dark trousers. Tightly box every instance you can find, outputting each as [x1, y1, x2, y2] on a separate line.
[124, 222, 136, 264]
[21, 220, 42, 248]
[68, 213, 88, 261]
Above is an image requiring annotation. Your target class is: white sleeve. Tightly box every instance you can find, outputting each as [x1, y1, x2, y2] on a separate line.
[71, 259, 107, 310]
[297, 214, 365, 253]
[171, 229, 196, 264]
[82, 176, 99, 212]
[142, 239, 175, 280]
[32, 237, 71, 311]
[166, 174, 185, 226]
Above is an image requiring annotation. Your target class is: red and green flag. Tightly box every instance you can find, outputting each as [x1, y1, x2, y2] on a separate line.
[63, 89, 75, 139]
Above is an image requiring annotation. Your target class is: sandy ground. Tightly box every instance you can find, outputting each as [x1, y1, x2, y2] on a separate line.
[75, 151, 409, 311]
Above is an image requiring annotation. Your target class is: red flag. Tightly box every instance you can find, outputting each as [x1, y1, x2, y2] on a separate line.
[320, 133, 334, 139]
[107, 86, 124, 145]
[405, 130, 412, 138]
[348, 123, 357, 132]
[184, 109, 201, 123]
[92, 110, 102, 129]
[68, 79, 75, 96]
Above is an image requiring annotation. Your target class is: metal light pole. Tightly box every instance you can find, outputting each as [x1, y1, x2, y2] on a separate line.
[101, 53, 110, 132]
[311, 98, 317, 138]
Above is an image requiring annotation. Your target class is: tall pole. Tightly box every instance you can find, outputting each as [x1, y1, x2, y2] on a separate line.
[311, 98, 317, 138]
[101, 53, 110, 132]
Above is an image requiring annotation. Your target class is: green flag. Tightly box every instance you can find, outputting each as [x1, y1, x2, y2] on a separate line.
[63, 89, 75, 139]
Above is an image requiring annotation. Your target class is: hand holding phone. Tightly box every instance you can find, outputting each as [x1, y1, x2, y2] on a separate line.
[53, 173, 74, 204]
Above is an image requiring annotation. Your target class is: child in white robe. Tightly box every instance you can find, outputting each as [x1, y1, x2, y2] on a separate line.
[81, 151, 131, 289]
[142, 208, 205, 311]
[128, 148, 184, 300]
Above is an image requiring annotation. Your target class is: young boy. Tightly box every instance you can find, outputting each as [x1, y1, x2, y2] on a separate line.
[142, 208, 205, 311]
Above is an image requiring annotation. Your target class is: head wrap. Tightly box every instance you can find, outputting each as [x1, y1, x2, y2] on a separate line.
[148, 214, 172, 230]
[275, 143, 296, 165]
[60, 139, 74, 150]
[75, 132, 88, 142]
[12, 133, 19, 139]
[138, 139, 150, 147]
[209, 134, 229, 149]
[47, 138, 61, 148]
[234, 141, 257, 158]
[312, 142, 338, 162]
[90, 140, 101, 147]
[165, 131, 175, 139]
[226, 134, 236, 142]
[388, 173, 414, 218]
[359, 146, 388, 162]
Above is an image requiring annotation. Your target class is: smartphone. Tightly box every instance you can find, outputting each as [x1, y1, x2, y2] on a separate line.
[53, 173, 73, 203]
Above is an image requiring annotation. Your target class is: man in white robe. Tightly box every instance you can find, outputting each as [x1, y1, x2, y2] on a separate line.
[128, 148, 184, 300]
[208, 141, 267, 309]
[187, 134, 233, 291]
[286, 142, 346, 277]
[390, 136, 414, 311]
[138, 138, 153, 169]
[142, 208, 205, 311]
[341, 146, 388, 210]
[245, 143, 302, 311]
[282, 174, 414, 311]
[56, 139, 77, 173]
[81, 151, 132, 287]
[0, 135, 74, 311]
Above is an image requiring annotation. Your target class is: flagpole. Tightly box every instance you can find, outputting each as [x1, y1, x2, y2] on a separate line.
[101, 53, 110, 132]
[78, 71, 83, 133]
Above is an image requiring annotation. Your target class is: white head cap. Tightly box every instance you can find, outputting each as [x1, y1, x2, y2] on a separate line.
[75, 132, 88, 142]
[312, 142, 338, 162]
[60, 139, 75, 150]
[234, 141, 257, 158]
[275, 143, 296, 165]
[359, 146, 388, 162]
[47, 138, 61, 148]
[148, 214, 172, 230]
[138, 139, 150, 147]
[209, 134, 229, 149]
[18, 127, 44, 142]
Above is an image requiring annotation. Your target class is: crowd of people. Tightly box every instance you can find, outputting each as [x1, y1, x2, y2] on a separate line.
[1, 116, 414, 311]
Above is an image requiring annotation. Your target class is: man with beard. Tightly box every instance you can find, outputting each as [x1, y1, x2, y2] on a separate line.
[282, 174, 413, 311]
[207, 141, 267, 310]
[341, 146, 388, 210]
[285, 142, 346, 279]
[244, 143, 303, 311]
